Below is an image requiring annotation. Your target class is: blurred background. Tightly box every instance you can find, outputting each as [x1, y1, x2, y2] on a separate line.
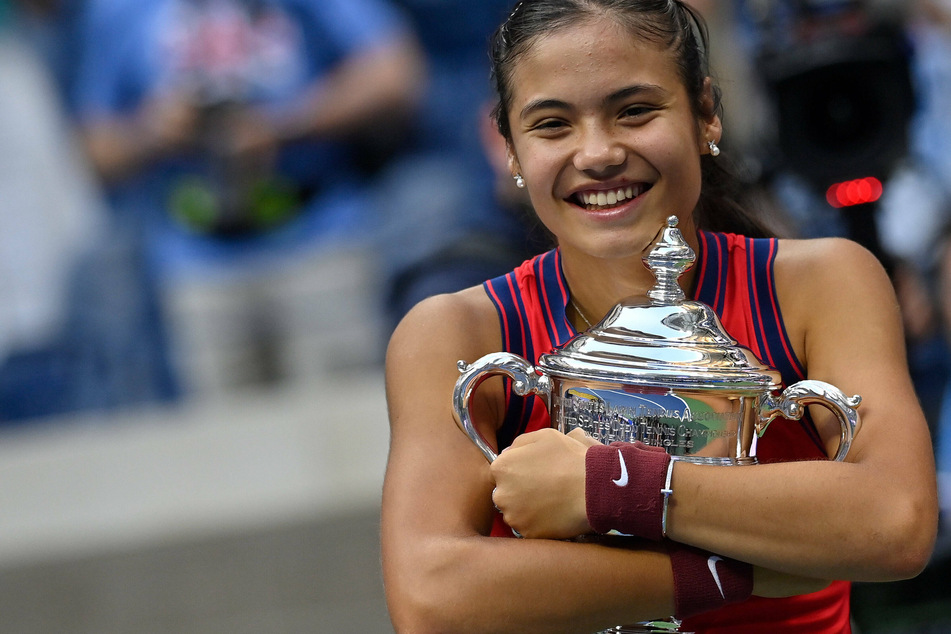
[0, 0, 949, 632]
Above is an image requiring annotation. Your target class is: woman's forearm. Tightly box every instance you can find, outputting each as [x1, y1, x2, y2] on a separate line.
[666, 455, 937, 581]
[382, 528, 676, 634]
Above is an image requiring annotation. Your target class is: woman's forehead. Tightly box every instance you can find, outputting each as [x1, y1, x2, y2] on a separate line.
[508, 18, 682, 106]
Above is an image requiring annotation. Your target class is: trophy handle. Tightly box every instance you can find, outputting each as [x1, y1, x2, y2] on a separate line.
[759, 380, 862, 462]
[452, 352, 552, 463]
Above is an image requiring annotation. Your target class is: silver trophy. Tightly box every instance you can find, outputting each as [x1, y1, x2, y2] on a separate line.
[452, 217, 861, 633]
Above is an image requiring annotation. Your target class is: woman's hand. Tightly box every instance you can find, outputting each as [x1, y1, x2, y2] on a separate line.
[490, 428, 599, 539]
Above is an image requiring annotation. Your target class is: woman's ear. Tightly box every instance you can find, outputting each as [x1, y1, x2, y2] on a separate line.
[507, 144, 522, 180]
[698, 77, 723, 153]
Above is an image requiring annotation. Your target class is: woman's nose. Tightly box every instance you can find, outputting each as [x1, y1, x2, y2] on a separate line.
[573, 125, 626, 175]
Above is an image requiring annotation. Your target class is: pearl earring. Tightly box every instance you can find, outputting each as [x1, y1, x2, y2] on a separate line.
[514, 174, 526, 189]
[708, 140, 721, 157]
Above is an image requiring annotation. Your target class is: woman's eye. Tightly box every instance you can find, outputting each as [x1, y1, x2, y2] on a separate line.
[533, 119, 567, 132]
[622, 105, 655, 119]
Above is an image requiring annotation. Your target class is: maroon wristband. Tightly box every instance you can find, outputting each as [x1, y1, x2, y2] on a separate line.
[668, 542, 753, 620]
[585, 441, 671, 540]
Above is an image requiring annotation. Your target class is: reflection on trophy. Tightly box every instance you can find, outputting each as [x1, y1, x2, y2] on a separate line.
[452, 217, 862, 633]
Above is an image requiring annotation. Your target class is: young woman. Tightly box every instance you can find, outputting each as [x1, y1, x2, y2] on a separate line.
[380, 1, 938, 632]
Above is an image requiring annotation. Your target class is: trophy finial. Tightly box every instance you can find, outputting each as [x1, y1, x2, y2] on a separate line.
[644, 216, 696, 305]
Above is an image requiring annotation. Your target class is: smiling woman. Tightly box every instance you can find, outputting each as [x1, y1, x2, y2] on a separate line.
[380, 2, 938, 633]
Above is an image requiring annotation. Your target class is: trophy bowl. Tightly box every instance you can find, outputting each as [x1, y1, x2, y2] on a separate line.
[452, 218, 861, 633]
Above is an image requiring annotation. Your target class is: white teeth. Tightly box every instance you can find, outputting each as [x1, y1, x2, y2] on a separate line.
[580, 186, 643, 209]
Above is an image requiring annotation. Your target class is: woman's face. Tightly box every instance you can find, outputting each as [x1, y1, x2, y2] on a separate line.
[505, 16, 720, 260]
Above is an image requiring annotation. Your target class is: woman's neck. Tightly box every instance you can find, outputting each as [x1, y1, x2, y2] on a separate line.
[560, 227, 701, 324]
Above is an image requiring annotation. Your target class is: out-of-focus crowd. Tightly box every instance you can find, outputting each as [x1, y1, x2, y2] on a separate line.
[1, 0, 950, 505]
[0, 0, 545, 422]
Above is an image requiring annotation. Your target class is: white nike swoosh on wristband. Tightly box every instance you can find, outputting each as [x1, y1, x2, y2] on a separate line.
[708, 556, 726, 599]
[612, 449, 629, 487]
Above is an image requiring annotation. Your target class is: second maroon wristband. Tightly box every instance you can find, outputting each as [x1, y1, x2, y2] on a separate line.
[668, 542, 754, 619]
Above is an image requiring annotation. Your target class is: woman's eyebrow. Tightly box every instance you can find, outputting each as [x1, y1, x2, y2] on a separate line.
[605, 83, 666, 105]
[518, 84, 667, 120]
[519, 98, 570, 120]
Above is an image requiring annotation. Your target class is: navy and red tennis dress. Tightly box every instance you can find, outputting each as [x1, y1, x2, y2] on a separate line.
[482, 231, 851, 633]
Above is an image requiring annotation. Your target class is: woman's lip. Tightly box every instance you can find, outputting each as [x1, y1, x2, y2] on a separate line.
[572, 191, 643, 220]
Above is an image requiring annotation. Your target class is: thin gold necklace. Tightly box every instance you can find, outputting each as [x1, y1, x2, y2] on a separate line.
[569, 296, 593, 329]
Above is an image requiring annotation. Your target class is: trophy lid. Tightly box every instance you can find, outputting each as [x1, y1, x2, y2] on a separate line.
[538, 217, 781, 392]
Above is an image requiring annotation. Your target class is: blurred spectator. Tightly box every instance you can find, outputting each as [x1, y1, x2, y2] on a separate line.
[917, 0, 951, 515]
[72, 0, 423, 263]
[68, 0, 425, 393]
[871, 0, 951, 436]
[936, 227, 951, 518]
[891, 256, 950, 440]
[6, 0, 83, 100]
[378, 0, 546, 334]
[0, 0, 123, 421]
[877, 0, 951, 267]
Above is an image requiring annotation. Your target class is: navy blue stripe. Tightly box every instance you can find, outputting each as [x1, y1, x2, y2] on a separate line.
[693, 230, 709, 304]
[533, 254, 560, 348]
[695, 230, 727, 314]
[544, 250, 575, 347]
[747, 239, 824, 453]
[483, 274, 518, 356]
[749, 238, 803, 384]
[746, 238, 772, 363]
[714, 232, 730, 312]
[485, 265, 541, 451]
[753, 239, 785, 373]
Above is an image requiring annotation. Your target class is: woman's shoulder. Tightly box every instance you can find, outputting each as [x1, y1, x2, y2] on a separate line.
[386, 285, 502, 373]
[773, 236, 898, 346]
[774, 236, 888, 284]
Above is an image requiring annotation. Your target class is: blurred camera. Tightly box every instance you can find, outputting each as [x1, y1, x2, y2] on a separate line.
[753, 0, 915, 190]
[170, 99, 301, 237]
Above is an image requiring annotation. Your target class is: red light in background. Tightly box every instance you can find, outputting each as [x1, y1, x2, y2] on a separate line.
[826, 177, 884, 208]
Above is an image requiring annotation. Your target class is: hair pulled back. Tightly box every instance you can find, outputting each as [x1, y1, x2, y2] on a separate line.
[490, 0, 777, 238]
